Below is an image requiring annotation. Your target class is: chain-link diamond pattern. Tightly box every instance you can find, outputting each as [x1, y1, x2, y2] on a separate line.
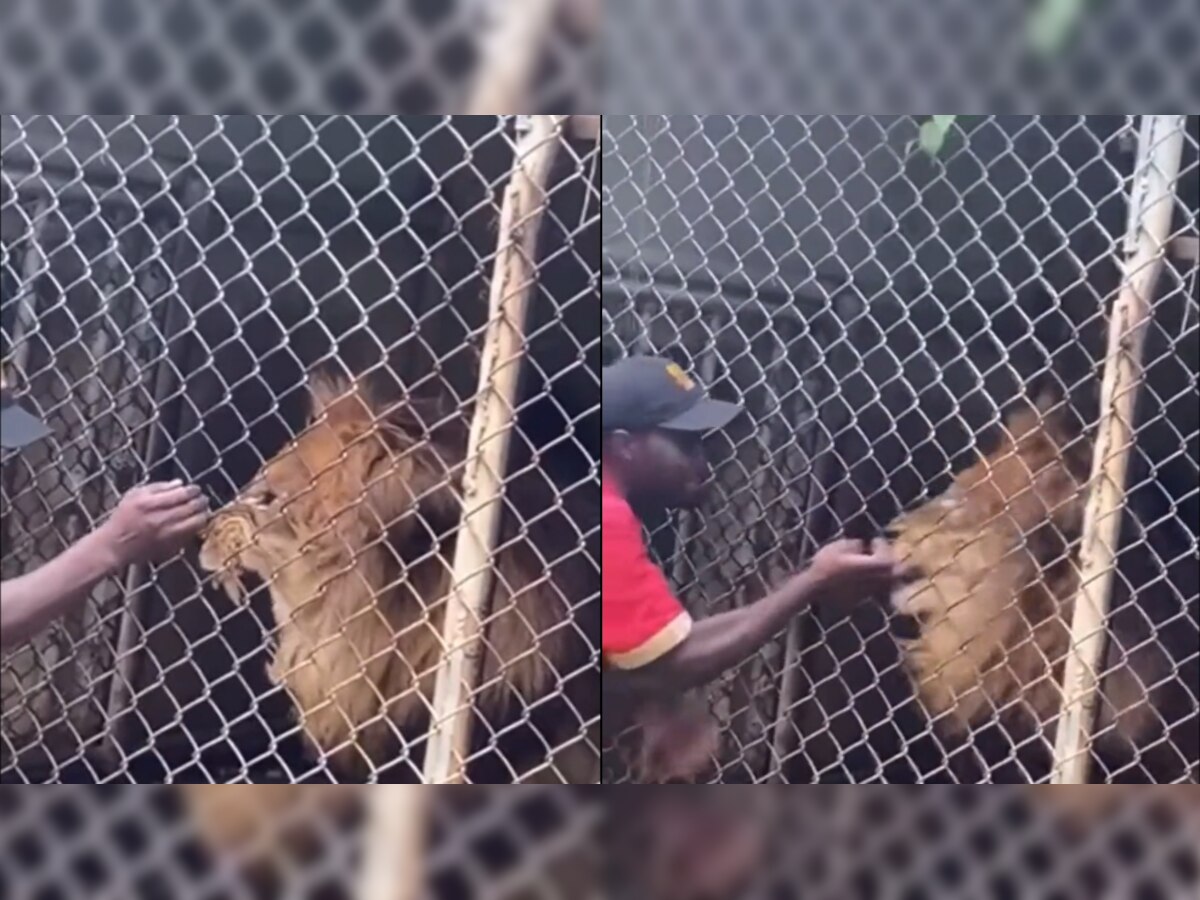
[604, 0, 1200, 112]
[603, 115, 1199, 786]
[0, 785, 602, 899]
[0, 1, 599, 114]
[2, 114, 600, 787]
[608, 788, 1200, 900]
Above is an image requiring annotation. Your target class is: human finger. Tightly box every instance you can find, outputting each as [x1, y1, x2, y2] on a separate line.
[166, 494, 210, 520]
[167, 511, 210, 538]
[857, 548, 901, 580]
[143, 484, 204, 510]
[143, 479, 185, 493]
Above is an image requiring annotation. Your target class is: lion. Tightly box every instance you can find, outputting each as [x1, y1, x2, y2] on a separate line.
[182, 784, 361, 870]
[196, 369, 597, 782]
[886, 393, 1186, 780]
[1032, 784, 1200, 818]
[180, 784, 601, 900]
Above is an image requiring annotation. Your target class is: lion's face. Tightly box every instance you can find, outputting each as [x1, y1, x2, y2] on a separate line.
[198, 371, 433, 609]
[191, 369, 582, 775]
[889, 399, 1087, 625]
[889, 497, 1029, 636]
[886, 396, 1089, 727]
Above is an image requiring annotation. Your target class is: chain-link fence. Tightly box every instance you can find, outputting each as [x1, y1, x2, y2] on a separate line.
[602, 115, 1199, 786]
[607, 787, 1200, 900]
[604, 0, 1199, 112]
[1, 784, 602, 900]
[1, 114, 601, 786]
[0, 1, 599, 115]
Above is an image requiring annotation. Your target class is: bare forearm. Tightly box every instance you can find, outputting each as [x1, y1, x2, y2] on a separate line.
[0, 527, 121, 650]
[628, 571, 820, 695]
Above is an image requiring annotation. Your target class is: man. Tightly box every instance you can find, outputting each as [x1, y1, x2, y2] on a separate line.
[602, 355, 901, 778]
[1, 380, 208, 650]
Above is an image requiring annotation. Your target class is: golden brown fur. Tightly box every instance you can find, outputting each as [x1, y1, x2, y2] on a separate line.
[1029, 786, 1200, 850]
[1033, 784, 1200, 817]
[197, 370, 590, 779]
[182, 784, 601, 900]
[887, 394, 1161, 758]
[184, 784, 361, 858]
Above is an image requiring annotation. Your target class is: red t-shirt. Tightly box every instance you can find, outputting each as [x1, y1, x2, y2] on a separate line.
[602, 471, 692, 669]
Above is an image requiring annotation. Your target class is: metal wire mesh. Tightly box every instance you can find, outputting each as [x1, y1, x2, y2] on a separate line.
[0, 0, 599, 114]
[607, 787, 1200, 900]
[0, 784, 602, 900]
[604, 0, 1200, 112]
[1, 114, 601, 785]
[602, 115, 1199, 785]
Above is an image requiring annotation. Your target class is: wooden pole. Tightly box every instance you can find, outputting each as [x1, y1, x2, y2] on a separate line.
[1049, 115, 1187, 784]
[465, 0, 562, 115]
[358, 786, 427, 900]
[422, 115, 568, 784]
[463, 1, 599, 117]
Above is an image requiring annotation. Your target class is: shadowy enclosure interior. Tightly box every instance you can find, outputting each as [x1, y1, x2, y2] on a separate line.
[1, 115, 601, 784]
[602, 114, 1198, 786]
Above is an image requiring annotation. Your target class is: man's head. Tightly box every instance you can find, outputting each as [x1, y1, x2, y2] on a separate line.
[0, 377, 50, 451]
[602, 356, 740, 509]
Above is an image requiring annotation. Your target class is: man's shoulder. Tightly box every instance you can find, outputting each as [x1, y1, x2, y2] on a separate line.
[602, 482, 637, 527]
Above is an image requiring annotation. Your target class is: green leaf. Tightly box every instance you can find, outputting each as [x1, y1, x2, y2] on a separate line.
[918, 116, 958, 156]
[1030, 0, 1087, 55]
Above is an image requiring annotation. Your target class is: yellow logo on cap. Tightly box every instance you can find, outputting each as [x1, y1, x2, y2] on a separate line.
[665, 362, 695, 391]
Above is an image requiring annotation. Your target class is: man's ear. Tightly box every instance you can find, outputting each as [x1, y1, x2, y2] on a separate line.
[604, 429, 636, 463]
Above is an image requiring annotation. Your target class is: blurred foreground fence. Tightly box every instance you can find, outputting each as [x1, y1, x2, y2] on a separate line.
[0, 783, 1195, 900]
[602, 114, 1199, 786]
[603, 0, 1200, 112]
[0, 1, 599, 114]
[606, 787, 1200, 900]
[0, 784, 601, 900]
[1, 114, 601, 785]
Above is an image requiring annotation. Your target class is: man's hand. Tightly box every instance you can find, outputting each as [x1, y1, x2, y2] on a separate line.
[804, 537, 903, 608]
[609, 539, 903, 698]
[96, 480, 210, 567]
[1, 480, 209, 650]
[635, 695, 719, 783]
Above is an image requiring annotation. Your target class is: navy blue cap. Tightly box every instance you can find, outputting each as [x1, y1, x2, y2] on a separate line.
[1, 386, 51, 450]
[603, 356, 740, 433]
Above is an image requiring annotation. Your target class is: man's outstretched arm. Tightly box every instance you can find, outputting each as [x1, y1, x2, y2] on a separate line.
[609, 539, 902, 699]
[608, 570, 823, 699]
[0, 481, 208, 650]
[1, 527, 124, 649]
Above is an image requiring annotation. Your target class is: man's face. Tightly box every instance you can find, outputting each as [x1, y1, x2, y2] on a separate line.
[623, 428, 711, 509]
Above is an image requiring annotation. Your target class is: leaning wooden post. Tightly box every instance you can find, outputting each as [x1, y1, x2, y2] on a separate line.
[466, 0, 562, 114]
[422, 115, 568, 784]
[1050, 115, 1187, 784]
[358, 786, 427, 900]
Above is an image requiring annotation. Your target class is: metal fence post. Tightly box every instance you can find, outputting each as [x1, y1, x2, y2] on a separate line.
[1050, 115, 1188, 784]
[422, 114, 568, 784]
